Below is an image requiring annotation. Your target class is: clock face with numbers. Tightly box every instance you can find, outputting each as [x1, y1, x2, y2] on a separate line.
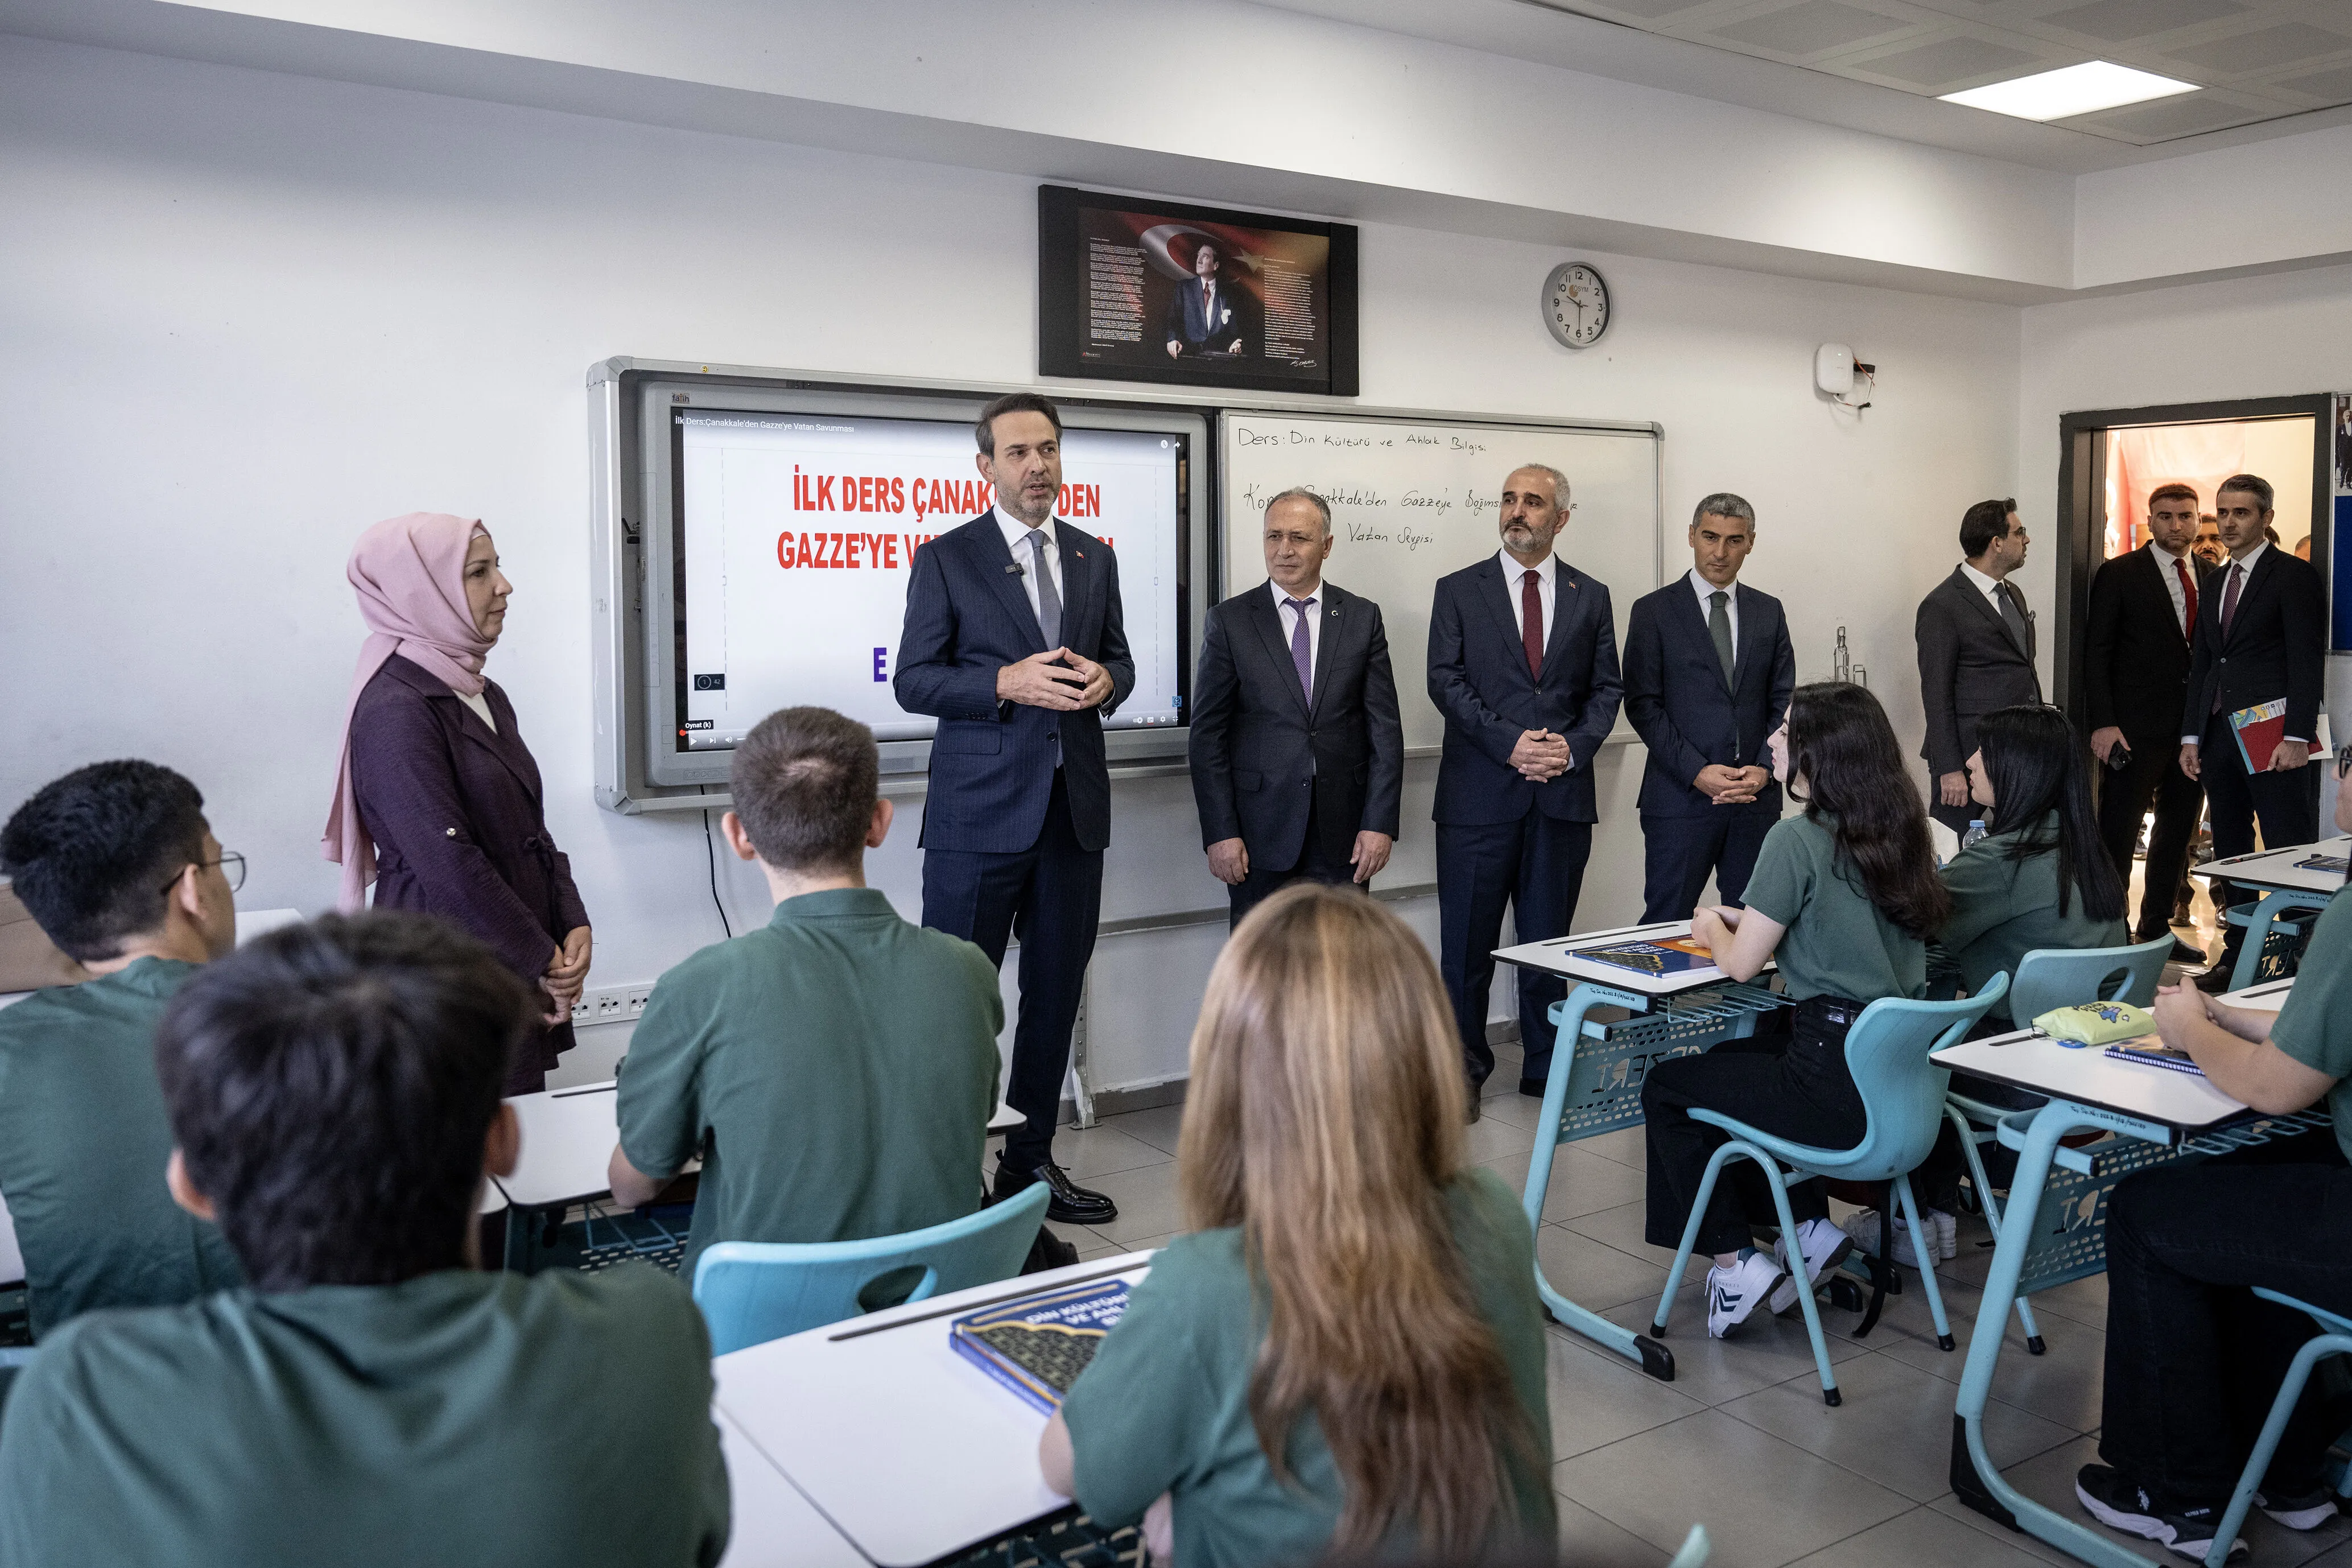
[1543, 262, 1610, 349]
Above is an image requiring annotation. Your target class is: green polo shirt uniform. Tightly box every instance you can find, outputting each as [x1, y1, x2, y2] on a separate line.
[1740, 812, 1927, 1003]
[0, 1265, 728, 1567]
[0, 958, 242, 1337]
[1932, 812, 2130, 1022]
[2267, 891, 2352, 1161]
[617, 888, 1004, 1280]
[1061, 1167, 1555, 1568]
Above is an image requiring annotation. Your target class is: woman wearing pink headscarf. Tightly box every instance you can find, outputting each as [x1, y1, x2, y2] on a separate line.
[323, 513, 592, 1093]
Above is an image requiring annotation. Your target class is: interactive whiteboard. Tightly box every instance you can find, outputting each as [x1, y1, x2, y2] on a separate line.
[1217, 410, 1661, 750]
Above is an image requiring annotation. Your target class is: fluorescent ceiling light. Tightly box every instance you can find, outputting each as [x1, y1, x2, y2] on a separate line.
[1940, 60, 2198, 121]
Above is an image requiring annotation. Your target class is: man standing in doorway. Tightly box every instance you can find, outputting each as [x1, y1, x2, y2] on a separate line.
[1189, 489, 1403, 928]
[895, 392, 1133, 1225]
[2181, 473, 2325, 989]
[1429, 465, 1622, 1104]
[1623, 493, 1797, 922]
[1916, 498, 2043, 835]
[2084, 483, 2209, 963]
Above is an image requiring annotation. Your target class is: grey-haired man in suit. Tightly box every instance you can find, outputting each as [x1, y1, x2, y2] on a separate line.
[1916, 498, 2042, 834]
[1189, 489, 1404, 927]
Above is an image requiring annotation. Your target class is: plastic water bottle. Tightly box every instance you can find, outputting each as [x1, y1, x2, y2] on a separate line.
[1833, 627, 1851, 683]
[1960, 819, 1988, 851]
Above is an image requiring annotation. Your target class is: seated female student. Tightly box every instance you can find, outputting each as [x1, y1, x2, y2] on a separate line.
[2071, 774, 2352, 1564]
[1640, 681, 1949, 1338]
[1040, 884, 1554, 1567]
[1877, 704, 2129, 1264]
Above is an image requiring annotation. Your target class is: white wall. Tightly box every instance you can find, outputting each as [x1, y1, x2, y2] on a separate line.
[0, 35, 2021, 1094]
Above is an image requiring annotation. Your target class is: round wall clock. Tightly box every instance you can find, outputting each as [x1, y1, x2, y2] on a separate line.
[1542, 262, 1611, 349]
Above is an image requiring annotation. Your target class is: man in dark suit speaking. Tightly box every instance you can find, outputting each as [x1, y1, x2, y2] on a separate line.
[1189, 488, 1403, 927]
[1430, 464, 1623, 1101]
[1916, 498, 2042, 834]
[1164, 241, 1247, 359]
[2181, 472, 2325, 987]
[2083, 482, 2209, 962]
[1623, 493, 1796, 922]
[894, 391, 1133, 1225]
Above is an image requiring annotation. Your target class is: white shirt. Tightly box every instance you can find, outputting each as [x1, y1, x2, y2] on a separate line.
[1958, 560, 2009, 608]
[992, 506, 1063, 629]
[1498, 548, 1557, 653]
[455, 688, 497, 733]
[2147, 540, 2194, 637]
[1268, 578, 1323, 690]
[1687, 568, 1739, 647]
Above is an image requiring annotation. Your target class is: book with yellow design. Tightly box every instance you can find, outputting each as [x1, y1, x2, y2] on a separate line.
[950, 1279, 1132, 1413]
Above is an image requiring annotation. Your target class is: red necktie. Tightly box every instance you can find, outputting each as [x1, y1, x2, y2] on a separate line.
[1522, 570, 1544, 678]
[1202, 280, 1212, 316]
[2174, 556, 2197, 641]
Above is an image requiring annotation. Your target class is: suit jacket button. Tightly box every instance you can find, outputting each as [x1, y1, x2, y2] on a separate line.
[445, 827, 458, 837]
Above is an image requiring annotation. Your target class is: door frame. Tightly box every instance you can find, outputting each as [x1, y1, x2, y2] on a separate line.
[2054, 393, 2335, 723]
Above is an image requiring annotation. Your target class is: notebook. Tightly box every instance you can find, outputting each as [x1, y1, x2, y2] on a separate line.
[1573, 934, 1717, 979]
[2228, 699, 2290, 774]
[950, 1279, 1131, 1413]
[2295, 854, 2350, 874]
[2102, 1036, 2206, 1078]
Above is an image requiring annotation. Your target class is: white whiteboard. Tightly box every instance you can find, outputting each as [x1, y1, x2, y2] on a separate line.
[1217, 410, 1662, 750]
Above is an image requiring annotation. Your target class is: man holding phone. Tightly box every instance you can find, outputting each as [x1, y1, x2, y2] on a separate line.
[2085, 482, 2210, 963]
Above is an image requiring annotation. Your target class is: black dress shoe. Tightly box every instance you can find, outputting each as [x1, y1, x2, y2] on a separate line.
[2165, 938, 2210, 965]
[995, 1158, 1118, 1225]
[1519, 1076, 1549, 1097]
[2194, 963, 2239, 995]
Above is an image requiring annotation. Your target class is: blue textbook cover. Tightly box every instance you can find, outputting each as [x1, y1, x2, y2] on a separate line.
[1576, 935, 1716, 979]
[950, 1279, 1131, 1413]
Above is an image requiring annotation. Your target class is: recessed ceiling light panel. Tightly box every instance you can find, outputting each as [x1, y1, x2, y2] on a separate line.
[1939, 59, 2198, 121]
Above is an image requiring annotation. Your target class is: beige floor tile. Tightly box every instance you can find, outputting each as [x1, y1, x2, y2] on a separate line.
[1101, 1102, 1186, 1156]
[1543, 1330, 1708, 1461]
[1554, 1492, 1673, 1566]
[1595, 1284, 1872, 1408]
[1480, 1143, 1649, 1225]
[1562, 1199, 1682, 1270]
[1785, 1502, 2053, 1567]
[1535, 1224, 1677, 1318]
[1070, 1162, 1187, 1245]
[1043, 1123, 1173, 1181]
[1875, 1276, 2107, 1435]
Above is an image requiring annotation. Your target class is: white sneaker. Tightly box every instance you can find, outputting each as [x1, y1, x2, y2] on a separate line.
[1932, 1207, 1958, 1261]
[1840, 1210, 1928, 1270]
[1769, 1218, 1856, 1314]
[1706, 1251, 1786, 1339]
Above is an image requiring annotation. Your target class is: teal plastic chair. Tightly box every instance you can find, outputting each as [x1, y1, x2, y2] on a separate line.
[1945, 934, 2174, 1354]
[692, 1185, 1050, 1355]
[1650, 975, 2007, 1405]
[2207, 1290, 2352, 1558]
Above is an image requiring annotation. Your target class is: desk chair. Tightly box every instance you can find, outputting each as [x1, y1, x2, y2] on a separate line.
[2208, 1289, 2352, 1557]
[2223, 890, 2335, 993]
[1944, 935, 2173, 1355]
[693, 1186, 1050, 1355]
[1650, 977, 2006, 1405]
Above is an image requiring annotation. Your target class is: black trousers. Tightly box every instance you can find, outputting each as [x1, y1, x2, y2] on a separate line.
[2201, 713, 2321, 911]
[1641, 998, 1868, 1256]
[2097, 733, 2206, 941]
[921, 770, 1103, 1171]
[2099, 1134, 2352, 1506]
[1640, 806, 1775, 923]
[1436, 810, 1592, 1088]
[1228, 800, 1360, 929]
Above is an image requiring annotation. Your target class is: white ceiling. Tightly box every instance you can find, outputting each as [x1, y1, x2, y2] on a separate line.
[1540, 0, 2352, 145]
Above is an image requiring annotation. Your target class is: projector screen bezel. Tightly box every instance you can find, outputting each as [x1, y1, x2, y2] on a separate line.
[595, 364, 1210, 806]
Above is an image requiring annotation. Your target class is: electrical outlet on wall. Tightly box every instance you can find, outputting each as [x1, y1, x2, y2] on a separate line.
[569, 985, 655, 1027]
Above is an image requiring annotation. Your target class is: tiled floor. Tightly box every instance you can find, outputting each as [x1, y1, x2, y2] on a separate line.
[992, 1037, 2352, 1568]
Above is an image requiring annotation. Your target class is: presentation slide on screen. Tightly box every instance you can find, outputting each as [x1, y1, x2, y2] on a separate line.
[676, 411, 1184, 748]
[1072, 203, 1331, 387]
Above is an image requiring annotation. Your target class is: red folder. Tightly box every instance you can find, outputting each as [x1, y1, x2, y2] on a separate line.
[2229, 699, 2290, 772]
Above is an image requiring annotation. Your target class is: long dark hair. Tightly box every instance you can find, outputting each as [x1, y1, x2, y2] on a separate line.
[1973, 705, 2127, 922]
[1785, 682, 1950, 938]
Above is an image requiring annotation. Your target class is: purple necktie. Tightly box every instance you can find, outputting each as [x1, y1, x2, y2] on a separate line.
[1285, 596, 1315, 703]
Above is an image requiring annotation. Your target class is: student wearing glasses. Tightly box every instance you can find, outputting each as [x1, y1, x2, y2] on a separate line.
[324, 512, 592, 1092]
[1042, 885, 1555, 1566]
[0, 762, 245, 1338]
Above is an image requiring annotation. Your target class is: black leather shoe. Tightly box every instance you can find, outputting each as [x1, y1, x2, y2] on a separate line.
[1519, 1076, 1549, 1097]
[2166, 938, 2210, 965]
[995, 1158, 1117, 1225]
[2194, 963, 2239, 995]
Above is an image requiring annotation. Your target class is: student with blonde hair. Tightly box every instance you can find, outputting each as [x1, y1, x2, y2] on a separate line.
[1041, 884, 1554, 1566]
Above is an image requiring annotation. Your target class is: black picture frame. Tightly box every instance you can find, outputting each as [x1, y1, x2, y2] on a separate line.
[1037, 184, 1359, 398]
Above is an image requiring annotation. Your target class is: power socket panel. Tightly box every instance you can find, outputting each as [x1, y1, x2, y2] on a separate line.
[570, 984, 654, 1028]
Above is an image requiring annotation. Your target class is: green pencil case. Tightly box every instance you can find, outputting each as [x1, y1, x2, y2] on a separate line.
[2033, 1001, 2155, 1046]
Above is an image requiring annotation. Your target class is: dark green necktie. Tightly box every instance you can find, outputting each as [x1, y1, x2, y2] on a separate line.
[1708, 590, 1735, 686]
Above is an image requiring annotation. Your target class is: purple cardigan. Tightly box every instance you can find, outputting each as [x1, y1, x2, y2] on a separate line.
[349, 655, 589, 1088]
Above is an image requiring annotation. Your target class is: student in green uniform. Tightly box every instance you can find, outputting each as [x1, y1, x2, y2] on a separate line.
[0, 911, 728, 1568]
[610, 706, 1006, 1281]
[1041, 884, 1554, 1568]
[1932, 704, 2130, 1024]
[2070, 776, 2352, 1564]
[1643, 682, 1950, 1338]
[0, 761, 244, 1337]
[1880, 704, 2131, 1264]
